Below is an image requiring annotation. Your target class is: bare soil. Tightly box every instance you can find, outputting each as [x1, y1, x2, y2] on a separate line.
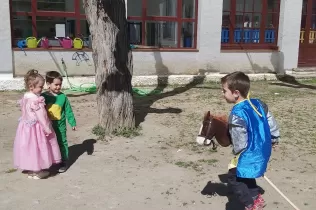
[0, 79, 315, 210]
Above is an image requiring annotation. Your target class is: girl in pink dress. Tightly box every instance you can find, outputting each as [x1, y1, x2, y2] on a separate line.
[14, 70, 61, 179]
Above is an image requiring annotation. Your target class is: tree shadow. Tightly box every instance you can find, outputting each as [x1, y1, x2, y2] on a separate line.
[133, 76, 208, 126]
[270, 74, 316, 90]
[152, 52, 170, 92]
[133, 51, 211, 126]
[268, 51, 316, 89]
[235, 48, 316, 89]
[200, 174, 265, 210]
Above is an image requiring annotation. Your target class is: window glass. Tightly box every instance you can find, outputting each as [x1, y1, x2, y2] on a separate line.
[37, 0, 74, 12]
[146, 0, 177, 16]
[12, 0, 31, 12]
[128, 21, 142, 44]
[182, 0, 195, 18]
[145, 21, 178, 47]
[127, 0, 142, 16]
[181, 22, 194, 48]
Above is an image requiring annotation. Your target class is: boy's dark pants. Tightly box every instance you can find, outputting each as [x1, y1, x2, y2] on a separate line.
[227, 168, 260, 206]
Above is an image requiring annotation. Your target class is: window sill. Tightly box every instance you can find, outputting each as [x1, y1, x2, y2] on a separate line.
[132, 48, 198, 52]
[12, 47, 199, 52]
[12, 47, 93, 52]
[221, 44, 279, 52]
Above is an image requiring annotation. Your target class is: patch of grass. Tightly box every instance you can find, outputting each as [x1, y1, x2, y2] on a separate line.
[92, 124, 106, 140]
[300, 78, 316, 84]
[4, 168, 17, 173]
[92, 125, 142, 139]
[175, 161, 192, 168]
[175, 161, 203, 171]
[112, 126, 142, 138]
[198, 159, 219, 165]
[186, 113, 201, 122]
[175, 159, 218, 172]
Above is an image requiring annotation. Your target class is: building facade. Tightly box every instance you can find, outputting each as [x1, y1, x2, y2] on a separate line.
[1, 0, 314, 79]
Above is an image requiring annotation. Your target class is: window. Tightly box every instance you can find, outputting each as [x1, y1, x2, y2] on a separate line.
[127, 0, 198, 49]
[221, 0, 280, 50]
[10, 0, 90, 48]
[10, 0, 198, 50]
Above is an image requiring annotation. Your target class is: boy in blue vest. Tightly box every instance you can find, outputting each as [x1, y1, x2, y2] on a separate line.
[221, 72, 280, 210]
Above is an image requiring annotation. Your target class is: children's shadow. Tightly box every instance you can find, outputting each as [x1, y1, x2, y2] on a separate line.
[68, 139, 97, 168]
[201, 174, 265, 210]
[49, 139, 97, 176]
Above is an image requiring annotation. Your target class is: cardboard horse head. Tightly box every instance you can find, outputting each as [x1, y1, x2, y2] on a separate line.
[196, 111, 231, 150]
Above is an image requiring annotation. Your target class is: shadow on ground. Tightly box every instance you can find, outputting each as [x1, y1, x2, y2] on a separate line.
[201, 174, 265, 210]
[133, 51, 222, 126]
[133, 75, 214, 126]
[68, 139, 97, 168]
[48, 139, 97, 176]
[270, 74, 316, 90]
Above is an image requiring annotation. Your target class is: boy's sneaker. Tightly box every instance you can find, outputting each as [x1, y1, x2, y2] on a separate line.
[255, 194, 265, 208]
[58, 162, 68, 173]
[245, 194, 265, 210]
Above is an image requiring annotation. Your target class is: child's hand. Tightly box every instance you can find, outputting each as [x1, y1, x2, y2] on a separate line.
[72, 126, 77, 131]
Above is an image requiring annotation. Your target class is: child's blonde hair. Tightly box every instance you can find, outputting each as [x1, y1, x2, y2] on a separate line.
[24, 69, 44, 90]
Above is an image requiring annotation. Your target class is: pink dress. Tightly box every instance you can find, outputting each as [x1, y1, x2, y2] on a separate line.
[14, 92, 61, 171]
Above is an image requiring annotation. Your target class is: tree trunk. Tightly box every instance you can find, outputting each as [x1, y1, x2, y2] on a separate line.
[83, 0, 135, 132]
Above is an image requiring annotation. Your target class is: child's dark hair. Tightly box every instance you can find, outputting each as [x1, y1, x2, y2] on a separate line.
[221, 71, 250, 98]
[45, 71, 63, 84]
[24, 69, 44, 90]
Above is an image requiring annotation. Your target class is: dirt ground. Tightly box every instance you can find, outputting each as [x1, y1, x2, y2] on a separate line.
[0, 78, 316, 210]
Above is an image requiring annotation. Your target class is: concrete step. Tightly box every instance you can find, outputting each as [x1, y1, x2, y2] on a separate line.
[294, 67, 316, 72]
[284, 69, 316, 80]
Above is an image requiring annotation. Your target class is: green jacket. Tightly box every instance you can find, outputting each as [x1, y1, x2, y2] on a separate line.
[41, 92, 76, 128]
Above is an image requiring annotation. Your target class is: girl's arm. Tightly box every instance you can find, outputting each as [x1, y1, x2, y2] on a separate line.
[30, 97, 52, 135]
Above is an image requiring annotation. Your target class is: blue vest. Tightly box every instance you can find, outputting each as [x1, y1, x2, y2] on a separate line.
[232, 99, 272, 178]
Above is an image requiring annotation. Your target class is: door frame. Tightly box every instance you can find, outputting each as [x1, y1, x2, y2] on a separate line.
[298, 0, 316, 67]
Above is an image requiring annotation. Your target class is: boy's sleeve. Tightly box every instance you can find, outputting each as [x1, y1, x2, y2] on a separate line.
[229, 114, 248, 155]
[266, 111, 280, 142]
[65, 96, 76, 127]
[259, 100, 280, 143]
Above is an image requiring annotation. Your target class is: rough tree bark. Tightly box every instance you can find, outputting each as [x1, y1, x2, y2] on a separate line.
[83, 0, 135, 132]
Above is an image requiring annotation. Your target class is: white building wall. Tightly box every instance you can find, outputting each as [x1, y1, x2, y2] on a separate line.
[13, 50, 199, 76]
[2, 0, 304, 78]
[0, 1, 13, 76]
[196, 0, 222, 72]
[219, 52, 279, 73]
[277, 0, 303, 72]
